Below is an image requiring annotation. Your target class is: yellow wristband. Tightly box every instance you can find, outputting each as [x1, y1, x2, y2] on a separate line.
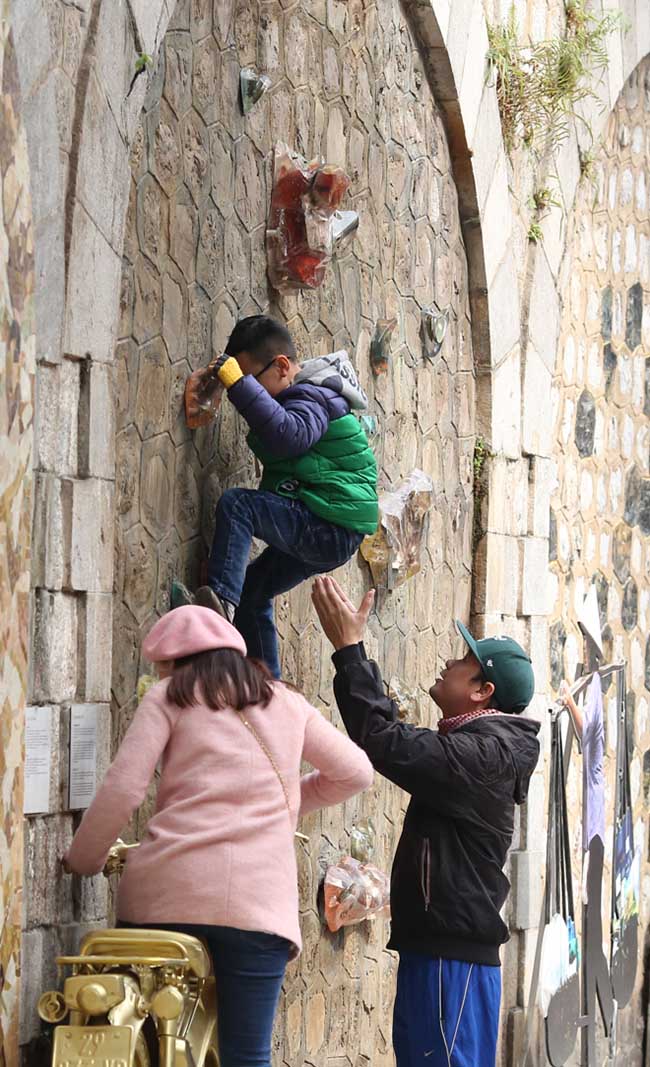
[217, 357, 243, 389]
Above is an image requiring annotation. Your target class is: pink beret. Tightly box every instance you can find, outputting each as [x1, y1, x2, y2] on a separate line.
[142, 606, 247, 663]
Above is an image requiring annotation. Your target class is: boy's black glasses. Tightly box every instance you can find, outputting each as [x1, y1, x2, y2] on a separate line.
[254, 356, 278, 380]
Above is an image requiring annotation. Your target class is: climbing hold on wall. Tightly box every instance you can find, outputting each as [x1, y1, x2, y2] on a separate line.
[184, 358, 224, 429]
[331, 209, 359, 249]
[170, 580, 193, 610]
[360, 469, 434, 589]
[266, 142, 351, 292]
[350, 819, 376, 863]
[389, 676, 421, 723]
[239, 67, 271, 114]
[421, 306, 449, 361]
[369, 318, 397, 376]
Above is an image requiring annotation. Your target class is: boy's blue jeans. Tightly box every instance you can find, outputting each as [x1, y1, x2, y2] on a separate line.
[208, 488, 363, 678]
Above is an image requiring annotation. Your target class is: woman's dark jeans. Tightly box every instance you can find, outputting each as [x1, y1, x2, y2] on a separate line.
[119, 921, 290, 1067]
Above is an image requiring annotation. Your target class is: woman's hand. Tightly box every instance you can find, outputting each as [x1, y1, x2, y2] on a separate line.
[311, 577, 374, 651]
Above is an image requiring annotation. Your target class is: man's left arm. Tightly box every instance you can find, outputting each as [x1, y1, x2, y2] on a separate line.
[332, 643, 472, 812]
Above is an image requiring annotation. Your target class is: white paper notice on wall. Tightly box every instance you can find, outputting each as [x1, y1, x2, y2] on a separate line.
[69, 704, 98, 809]
[24, 706, 53, 815]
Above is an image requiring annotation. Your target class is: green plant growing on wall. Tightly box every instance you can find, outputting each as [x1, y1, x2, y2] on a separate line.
[472, 436, 493, 553]
[486, 1, 624, 153]
[527, 220, 544, 243]
[531, 186, 560, 212]
[135, 52, 153, 74]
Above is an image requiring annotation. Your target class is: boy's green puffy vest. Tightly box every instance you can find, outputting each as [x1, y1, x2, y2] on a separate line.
[248, 414, 378, 534]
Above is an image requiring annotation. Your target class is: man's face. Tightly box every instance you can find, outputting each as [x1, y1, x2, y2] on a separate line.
[235, 351, 299, 397]
[429, 651, 490, 718]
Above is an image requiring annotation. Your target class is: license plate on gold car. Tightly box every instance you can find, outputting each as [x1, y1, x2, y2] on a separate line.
[53, 1025, 132, 1066]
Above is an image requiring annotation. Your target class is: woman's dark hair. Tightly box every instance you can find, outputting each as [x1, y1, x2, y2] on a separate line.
[167, 648, 274, 711]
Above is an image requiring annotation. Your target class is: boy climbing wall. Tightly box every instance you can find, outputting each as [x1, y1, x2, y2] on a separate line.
[195, 315, 378, 678]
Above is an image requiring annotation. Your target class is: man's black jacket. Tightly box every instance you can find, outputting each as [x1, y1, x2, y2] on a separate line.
[332, 644, 541, 966]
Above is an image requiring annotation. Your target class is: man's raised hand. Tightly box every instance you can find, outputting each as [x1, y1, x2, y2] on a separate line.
[311, 576, 375, 651]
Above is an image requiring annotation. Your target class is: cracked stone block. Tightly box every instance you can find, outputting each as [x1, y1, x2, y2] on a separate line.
[69, 478, 114, 593]
[115, 424, 142, 530]
[210, 123, 235, 216]
[193, 36, 221, 125]
[123, 523, 158, 624]
[196, 201, 226, 297]
[135, 339, 171, 438]
[136, 173, 169, 266]
[78, 360, 115, 480]
[111, 601, 142, 708]
[32, 591, 78, 703]
[187, 283, 213, 370]
[24, 815, 74, 927]
[140, 433, 176, 541]
[133, 254, 163, 344]
[182, 109, 211, 207]
[169, 186, 198, 281]
[151, 100, 184, 196]
[79, 593, 113, 703]
[174, 442, 203, 543]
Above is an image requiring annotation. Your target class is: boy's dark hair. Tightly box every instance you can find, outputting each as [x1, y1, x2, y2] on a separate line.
[167, 647, 274, 711]
[225, 315, 297, 367]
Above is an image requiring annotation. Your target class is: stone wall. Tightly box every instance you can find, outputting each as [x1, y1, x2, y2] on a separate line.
[549, 56, 650, 1063]
[0, 10, 35, 1060]
[7, 0, 650, 1063]
[9, 1, 177, 1058]
[114, 2, 475, 1063]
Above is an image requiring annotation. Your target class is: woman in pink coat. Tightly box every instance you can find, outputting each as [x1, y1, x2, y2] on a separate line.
[64, 606, 373, 1067]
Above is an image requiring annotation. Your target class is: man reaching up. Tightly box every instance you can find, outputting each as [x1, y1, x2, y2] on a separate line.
[312, 576, 540, 1067]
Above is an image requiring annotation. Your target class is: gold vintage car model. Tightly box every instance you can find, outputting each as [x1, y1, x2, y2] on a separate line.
[38, 841, 220, 1067]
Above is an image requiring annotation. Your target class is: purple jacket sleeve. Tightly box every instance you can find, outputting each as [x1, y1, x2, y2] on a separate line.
[226, 376, 340, 458]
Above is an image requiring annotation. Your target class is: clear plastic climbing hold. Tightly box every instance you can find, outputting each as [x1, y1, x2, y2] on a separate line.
[369, 318, 397, 376]
[350, 818, 376, 863]
[184, 361, 224, 429]
[360, 469, 434, 589]
[323, 856, 390, 932]
[266, 142, 351, 292]
[240, 67, 271, 114]
[389, 676, 421, 723]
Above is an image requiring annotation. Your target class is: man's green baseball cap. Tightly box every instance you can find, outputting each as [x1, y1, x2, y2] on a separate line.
[456, 621, 535, 714]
